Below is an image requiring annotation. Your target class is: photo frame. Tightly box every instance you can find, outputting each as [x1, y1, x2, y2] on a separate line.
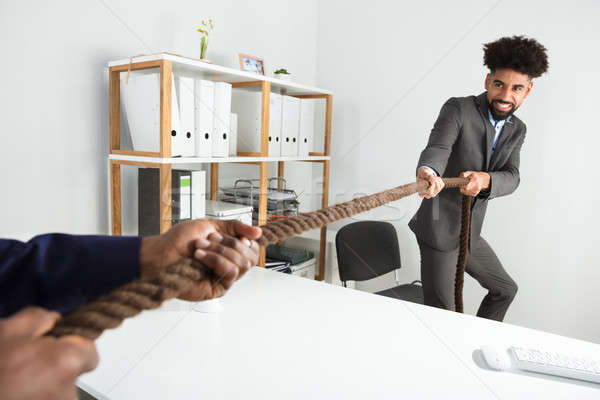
[238, 53, 265, 75]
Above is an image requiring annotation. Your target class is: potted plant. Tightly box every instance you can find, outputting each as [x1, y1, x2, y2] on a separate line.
[196, 19, 214, 62]
[274, 68, 291, 81]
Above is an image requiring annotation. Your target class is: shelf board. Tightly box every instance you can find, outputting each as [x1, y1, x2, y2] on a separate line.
[109, 154, 331, 164]
[108, 53, 332, 96]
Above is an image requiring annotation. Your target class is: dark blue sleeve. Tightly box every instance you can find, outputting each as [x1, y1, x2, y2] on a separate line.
[0, 234, 142, 317]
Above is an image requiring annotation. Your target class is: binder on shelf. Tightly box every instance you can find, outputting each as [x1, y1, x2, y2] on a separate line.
[138, 169, 192, 236]
[212, 82, 231, 157]
[179, 172, 191, 220]
[231, 91, 282, 156]
[120, 72, 185, 156]
[281, 95, 300, 156]
[269, 93, 282, 156]
[194, 79, 215, 158]
[176, 76, 195, 157]
[229, 113, 238, 156]
[191, 170, 206, 219]
[298, 99, 316, 157]
[231, 91, 261, 153]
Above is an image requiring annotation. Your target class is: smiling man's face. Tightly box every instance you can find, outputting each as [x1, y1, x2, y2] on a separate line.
[485, 68, 533, 120]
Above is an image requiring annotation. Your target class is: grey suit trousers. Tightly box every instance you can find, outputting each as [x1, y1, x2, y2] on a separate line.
[418, 238, 517, 322]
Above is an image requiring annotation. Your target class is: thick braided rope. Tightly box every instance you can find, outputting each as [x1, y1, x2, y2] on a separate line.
[48, 177, 470, 340]
[256, 177, 468, 246]
[454, 194, 472, 313]
[48, 258, 210, 339]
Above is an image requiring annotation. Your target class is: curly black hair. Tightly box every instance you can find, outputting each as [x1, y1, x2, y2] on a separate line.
[483, 35, 548, 78]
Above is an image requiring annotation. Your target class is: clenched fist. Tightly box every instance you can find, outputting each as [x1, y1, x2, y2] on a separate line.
[459, 171, 491, 197]
[139, 219, 262, 301]
[417, 167, 445, 199]
[0, 307, 98, 400]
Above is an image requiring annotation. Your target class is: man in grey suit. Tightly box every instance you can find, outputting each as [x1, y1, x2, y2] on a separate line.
[409, 36, 549, 321]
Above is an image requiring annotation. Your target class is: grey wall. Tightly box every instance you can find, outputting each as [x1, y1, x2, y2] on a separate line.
[316, 0, 600, 343]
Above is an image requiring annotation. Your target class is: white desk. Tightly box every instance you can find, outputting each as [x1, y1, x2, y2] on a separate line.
[79, 268, 600, 399]
[403, 301, 600, 398]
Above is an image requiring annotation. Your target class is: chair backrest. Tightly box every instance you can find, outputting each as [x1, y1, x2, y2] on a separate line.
[335, 220, 401, 282]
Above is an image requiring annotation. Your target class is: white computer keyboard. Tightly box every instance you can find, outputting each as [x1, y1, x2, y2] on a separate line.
[509, 346, 600, 384]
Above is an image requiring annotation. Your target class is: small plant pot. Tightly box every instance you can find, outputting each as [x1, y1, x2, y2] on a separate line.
[275, 73, 291, 82]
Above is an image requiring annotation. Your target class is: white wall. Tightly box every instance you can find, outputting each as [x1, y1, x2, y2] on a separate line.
[0, 0, 319, 239]
[316, 0, 600, 343]
[2, 0, 598, 344]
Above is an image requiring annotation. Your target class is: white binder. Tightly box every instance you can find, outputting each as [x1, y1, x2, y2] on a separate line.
[281, 95, 300, 156]
[298, 99, 315, 157]
[176, 76, 195, 157]
[191, 170, 206, 219]
[212, 82, 232, 157]
[178, 173, 191, 220]
[231, 90, 261, 153]
[269, 93, 282, 156]
[231, 91, 282, 156]
[229, 113, 238, 156]
[194, 79, 214, 158]
[120, 72, 183, 156]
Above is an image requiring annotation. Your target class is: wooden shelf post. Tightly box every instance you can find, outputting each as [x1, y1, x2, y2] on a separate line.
[256, 81, 271, 267]
[109, 69, 120, 153]
[260, 81, 271, 156]
[258, 161, 269, 266]
[316, 94, 333, 280]
[159, 60, 173, 158]
[110, 160, 121, 235]
[210, 164, 219, 200]
[159, 164, 173, 234]
[317, 160, 330, 281]
[277, 162, 284, 190]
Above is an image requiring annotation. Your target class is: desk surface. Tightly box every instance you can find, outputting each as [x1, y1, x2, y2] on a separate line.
[79, 268, 600, 399]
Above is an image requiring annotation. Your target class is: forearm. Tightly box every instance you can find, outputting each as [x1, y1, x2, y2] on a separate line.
[488, 169, 520, 199]
[0, 234, 141, 317]
[486, 129, 525, 199]
[417, 148, 451, 177]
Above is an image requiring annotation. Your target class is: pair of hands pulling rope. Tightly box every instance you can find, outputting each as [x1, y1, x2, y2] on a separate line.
[48, 176, 471, 340]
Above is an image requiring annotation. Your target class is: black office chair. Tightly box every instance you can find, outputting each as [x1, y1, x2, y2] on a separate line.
[335, 221, 424, 304]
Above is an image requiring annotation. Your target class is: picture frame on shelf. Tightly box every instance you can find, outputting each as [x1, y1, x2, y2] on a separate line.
[239, 53, 265, 75]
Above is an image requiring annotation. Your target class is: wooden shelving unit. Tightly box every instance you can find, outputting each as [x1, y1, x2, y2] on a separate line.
[108, 53, 332, 280]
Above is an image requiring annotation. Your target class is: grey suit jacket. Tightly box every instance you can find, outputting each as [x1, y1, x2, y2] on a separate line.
[408, 92, 526, 251]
